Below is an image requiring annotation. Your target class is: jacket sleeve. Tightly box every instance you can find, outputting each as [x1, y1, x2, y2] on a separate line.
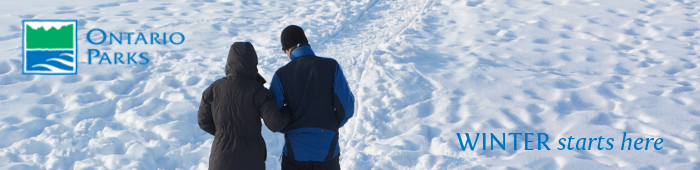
[198, 85, 216, 135]
[269, 73, 286, 110]
[256, 86, 290, 132]
[333, 63, 355, 127]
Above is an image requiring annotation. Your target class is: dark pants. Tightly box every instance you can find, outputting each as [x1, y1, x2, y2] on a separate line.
[282, 155, 340, 170]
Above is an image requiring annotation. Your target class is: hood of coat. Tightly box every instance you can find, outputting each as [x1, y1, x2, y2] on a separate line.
[225, 42, 266, 84]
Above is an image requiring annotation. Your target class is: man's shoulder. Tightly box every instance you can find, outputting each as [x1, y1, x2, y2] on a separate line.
[274, 61, 294, 75]
[314, 56, 338, 64]
[307, 56, 339, 71]
[274, 56, 339, 76]
[276, 56, 336, 68]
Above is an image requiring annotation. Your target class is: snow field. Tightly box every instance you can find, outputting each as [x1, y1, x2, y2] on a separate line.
[0, 0, 699, 169]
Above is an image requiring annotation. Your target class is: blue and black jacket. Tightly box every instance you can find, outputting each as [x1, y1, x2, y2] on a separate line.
[269, 44, 355, 162]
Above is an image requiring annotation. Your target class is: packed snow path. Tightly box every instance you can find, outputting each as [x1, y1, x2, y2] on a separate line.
[1, 0, 699, 169]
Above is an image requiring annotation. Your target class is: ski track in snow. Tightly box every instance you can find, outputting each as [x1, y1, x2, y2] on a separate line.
[1, 0, 700, 169]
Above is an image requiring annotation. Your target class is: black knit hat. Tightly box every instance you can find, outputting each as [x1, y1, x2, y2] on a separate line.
[280, 25, 308, 51]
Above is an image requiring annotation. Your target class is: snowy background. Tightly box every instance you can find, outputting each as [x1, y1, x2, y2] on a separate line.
[1, 0, 700, 169]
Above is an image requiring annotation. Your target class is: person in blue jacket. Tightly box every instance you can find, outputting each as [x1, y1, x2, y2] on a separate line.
[270, 25, 355, 170]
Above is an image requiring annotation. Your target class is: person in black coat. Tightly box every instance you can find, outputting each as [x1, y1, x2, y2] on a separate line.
[198, 42, 291, 170]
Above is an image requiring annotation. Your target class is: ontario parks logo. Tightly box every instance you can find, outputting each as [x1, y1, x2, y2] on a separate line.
[23, 20, 78, 75]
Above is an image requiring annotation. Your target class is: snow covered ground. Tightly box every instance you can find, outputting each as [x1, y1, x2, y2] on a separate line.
[1, 0, 700, 169]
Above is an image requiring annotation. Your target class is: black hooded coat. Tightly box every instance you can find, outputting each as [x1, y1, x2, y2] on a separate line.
[198, 42, 290, 170]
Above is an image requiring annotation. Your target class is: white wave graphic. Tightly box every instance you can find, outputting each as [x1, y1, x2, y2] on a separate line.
[59, 53, 74, 58]
[48, 54, 75, 66]
[31, 64, 71, 72]
[28, 53, 75, 72]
